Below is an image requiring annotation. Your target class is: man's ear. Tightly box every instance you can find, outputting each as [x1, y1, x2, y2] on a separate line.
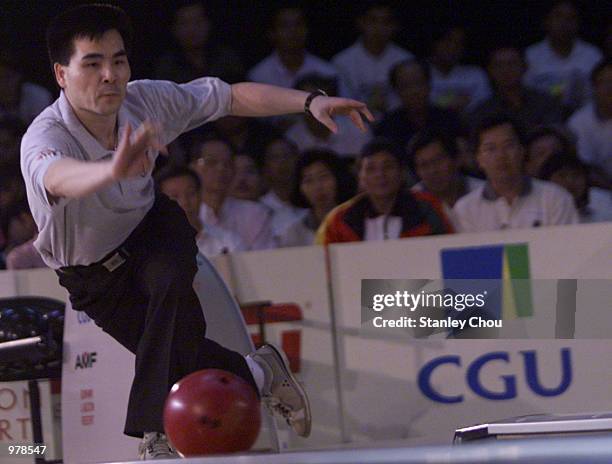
[53, 63, 67, 89]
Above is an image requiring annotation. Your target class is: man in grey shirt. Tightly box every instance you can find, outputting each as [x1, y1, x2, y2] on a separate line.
[21, 4, 372, 459]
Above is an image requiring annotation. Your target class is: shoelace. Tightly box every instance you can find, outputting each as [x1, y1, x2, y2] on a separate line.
[140, 433, 175, 458]
[264, 396, 295, 426]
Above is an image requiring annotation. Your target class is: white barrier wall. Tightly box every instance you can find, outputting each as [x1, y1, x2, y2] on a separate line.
[328, 223, 612, 445]
[1, 222, 611, 459]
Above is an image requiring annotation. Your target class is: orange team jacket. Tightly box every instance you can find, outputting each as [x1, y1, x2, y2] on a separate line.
[315, 191, 454, 245]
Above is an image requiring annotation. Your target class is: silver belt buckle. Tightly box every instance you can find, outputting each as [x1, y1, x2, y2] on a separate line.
[102, 250, 127, 272]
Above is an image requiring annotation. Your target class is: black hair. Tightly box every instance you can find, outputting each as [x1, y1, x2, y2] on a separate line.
[360, 137, 406, 165]
[471, 113, 526, 150]
[46, 4, 134, 67]
[525, 125, 575, 155]
[290, 149, 356, 209]
[186, 135, 235, 164]
[357, 1, 396, 19]
[154, 164, 201, 191]
[388, 58, 431, 89]
[591, 58, 611, 84]
[538, 152, 588, 208]
[407, 128, 459, 162]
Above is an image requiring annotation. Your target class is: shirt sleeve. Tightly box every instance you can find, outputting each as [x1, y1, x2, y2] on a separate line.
[20, 122, 73, 210]
[131, 77, 233, 145]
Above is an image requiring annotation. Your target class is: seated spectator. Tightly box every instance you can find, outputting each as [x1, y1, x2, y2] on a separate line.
[155, 164, 245, 257]
[188, 137, 276, 250]
[408, 129, 483, 222]
[280, 149, 356, 247]
[316, 138, 453, 244]
[524, 125, 575, 177]
[470, 46, 564, 130]
[5, 237, 46, 270]
[453, 114, 578, 232]
[260, 136, 307, 238]
[567, 59, 612, 190]
[153, 1, 245, 83]
[285, 74, 371, 157]
[428, 24, 491, 113]
[524, 1, 602, 110]
[230, 152, 265, 201]
[0, 116, 26, 164]
[1, 199, 38, 255]
[0, 49, 52, 125]
[248, 6, 340, 90]
[332, 2, 413, 114]
[539, 152, 612, 223]
[375, 59, 463, 147]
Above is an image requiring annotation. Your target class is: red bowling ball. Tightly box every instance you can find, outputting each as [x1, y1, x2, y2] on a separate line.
[163, 369, 261, 456]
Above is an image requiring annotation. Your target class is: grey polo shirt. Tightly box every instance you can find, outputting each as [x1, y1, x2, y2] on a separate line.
[21, 77, 232, 269]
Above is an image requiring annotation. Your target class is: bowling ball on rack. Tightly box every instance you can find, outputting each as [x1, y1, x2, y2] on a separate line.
[163, 369, 261, 456]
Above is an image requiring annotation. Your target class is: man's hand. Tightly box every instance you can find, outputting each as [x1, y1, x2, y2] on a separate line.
[110, 121, 167, 181]
[308, 96, 375, 134]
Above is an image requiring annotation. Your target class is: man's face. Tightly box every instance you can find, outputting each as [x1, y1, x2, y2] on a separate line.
[55, 29, 130, 118]
[359, 7, 397, 47]
[414, 141, 457, 195]
[395, 63, 430, 111]
[477, 123, 524, 183]
[359, 151, 403, 200]
[432, 27, 465, 66]
[230, 154, 263, 201]
[190, 140, 235, 194]
[545, 2, 579, 43]
[488, 48, 525, 89]
[160, 175, 201, 227]
[271, 8, 307, 52]
[263, 139, 298, 186]
[172, 3, 210, 50]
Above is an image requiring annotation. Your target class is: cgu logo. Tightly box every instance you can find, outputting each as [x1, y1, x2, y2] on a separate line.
[418, 348, 572, 403]
[75, 352, 97, 369]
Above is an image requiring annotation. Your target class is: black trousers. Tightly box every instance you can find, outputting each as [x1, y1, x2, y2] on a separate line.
[56, 194, 257, 437]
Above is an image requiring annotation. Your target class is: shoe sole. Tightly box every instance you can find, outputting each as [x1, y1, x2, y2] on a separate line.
[264, 343, 312, 437]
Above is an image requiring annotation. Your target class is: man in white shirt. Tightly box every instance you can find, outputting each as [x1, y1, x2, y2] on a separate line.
[524, 1, 602, 110]
[567, 59, 612, 190]
[428, 25, 491, 114]
[189, 137, 277, 251]
[259, 136, 307, 239]
[408, 129, 483, 225]
[248, 6, 340, 91]
[454, 114, 578, 232]
[332, 2, 412, 114]
[155, 164, 245, 257]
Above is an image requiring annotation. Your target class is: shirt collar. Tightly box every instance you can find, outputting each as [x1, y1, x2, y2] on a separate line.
[58, 90, 129, 161]
[482, 176, 532, 201]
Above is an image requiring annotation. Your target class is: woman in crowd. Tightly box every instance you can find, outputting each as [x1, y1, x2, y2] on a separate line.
[280, 149, 356, 247]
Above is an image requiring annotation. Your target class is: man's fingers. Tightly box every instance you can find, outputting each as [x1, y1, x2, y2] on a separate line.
[318, 113, 338, 134]
[116, 123, 132, 152]
[348, 109, 367, 132]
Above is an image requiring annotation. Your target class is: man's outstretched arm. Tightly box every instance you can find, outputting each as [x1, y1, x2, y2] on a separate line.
[230, 83, 374, 133]
[44, 122, 165, 200]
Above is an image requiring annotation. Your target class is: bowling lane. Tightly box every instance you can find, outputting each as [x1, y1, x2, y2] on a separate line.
[111, 435, 612, 463]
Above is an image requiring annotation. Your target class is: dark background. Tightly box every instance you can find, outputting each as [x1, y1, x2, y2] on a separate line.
[2, 0, 609, 93]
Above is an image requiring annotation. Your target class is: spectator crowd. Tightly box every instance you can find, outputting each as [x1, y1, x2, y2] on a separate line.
[1, 0, 611, 269]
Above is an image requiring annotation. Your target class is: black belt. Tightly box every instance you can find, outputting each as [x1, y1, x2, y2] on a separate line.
[57, 246, 131, 276]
